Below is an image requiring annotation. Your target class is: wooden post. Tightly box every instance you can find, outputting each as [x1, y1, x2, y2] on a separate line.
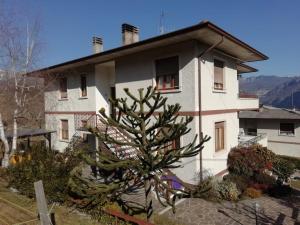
[34, 180, 51, 225]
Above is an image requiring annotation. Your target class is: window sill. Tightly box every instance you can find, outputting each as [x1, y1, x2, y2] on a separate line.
[156, 88, 182, 94]
[59, 139, 69, 143]
[213, 89, 226, 93]
[58, 98, 68, 101]
[79, 96, 88, 99]
[278, 133, 295, 137]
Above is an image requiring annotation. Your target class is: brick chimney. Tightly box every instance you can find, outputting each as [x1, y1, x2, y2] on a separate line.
[122, 23, 139, 45]
[92, 36, 103, 53]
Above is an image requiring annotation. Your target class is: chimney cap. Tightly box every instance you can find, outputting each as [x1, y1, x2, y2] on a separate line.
[122, 23, 139, 33]
[92, 36, 103, 44]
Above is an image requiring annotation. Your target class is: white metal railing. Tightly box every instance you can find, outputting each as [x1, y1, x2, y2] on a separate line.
[238, 133, 267, 147]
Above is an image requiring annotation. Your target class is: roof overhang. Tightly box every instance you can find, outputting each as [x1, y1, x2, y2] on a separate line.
[237, 63, 258, 74]
[30, 21, 268, 76]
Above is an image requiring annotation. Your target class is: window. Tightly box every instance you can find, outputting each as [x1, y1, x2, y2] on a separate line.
[155, 56, 179, 90]
[61, 120, 69, 140]
[81, 120, 88, 128]
[280, 123, 294, 135]
[59, 77, 68, 99]
[157, 127, 180, 153]
[215, 121, 225, 152]
[214, 59, 224, 90]
[80, 75, 87, 97]
[247, 128, 257, 136]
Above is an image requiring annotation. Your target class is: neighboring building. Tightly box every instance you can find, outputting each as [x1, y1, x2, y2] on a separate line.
[239, 105, 300, 157]
[34, 21, 267, 184]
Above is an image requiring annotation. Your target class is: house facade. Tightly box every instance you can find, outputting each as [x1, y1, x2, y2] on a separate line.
[39, 21, 267, 184]
[239, 106, 300, 157]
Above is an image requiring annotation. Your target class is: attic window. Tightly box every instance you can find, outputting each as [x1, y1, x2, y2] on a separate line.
[155, 56, 179, 90]
[279, 123, 294, 135]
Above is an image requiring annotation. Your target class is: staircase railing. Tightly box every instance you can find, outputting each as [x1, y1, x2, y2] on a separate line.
[238, 133, 267, 147]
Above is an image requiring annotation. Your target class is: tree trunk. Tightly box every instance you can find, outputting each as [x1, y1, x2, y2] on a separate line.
[0, 114, 10, 167]
[11, 109, 18, 155]
[144, 177, 153, 221]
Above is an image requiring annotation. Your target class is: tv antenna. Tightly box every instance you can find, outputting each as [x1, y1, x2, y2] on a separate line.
[159, 10, 165, 34]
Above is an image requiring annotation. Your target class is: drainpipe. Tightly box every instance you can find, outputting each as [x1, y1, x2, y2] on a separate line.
[198, 36, 224, 182]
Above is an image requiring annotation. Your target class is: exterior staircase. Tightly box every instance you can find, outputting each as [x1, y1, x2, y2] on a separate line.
[73, 113, 137, 159]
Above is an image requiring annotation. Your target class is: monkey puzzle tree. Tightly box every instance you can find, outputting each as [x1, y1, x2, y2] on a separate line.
[69, 86, 210, 220]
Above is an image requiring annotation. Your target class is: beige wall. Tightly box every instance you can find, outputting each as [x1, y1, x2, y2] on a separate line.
[240, 118, 300, 157]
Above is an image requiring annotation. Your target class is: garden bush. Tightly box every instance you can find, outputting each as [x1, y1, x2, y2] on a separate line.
[253, 173, 276, 188]
[215, 180, 240, 201]
[223, 174, 249, 193]
[277, 155, 300, 170]
[7, 144, 80, 203]
[272, 157, 295, 182]
[227, 145, 275, 177]
[245, 187, 262, 198]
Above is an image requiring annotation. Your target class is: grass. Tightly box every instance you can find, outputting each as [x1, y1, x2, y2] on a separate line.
[0, 178, 100, 225]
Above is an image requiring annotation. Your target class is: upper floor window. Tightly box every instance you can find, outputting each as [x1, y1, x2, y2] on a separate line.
[279, 123, 294, 136]
[80, 75, 87, 97]
[61, 119, 69, 140]
[215, 121, 225, 152]
[59, 77, 68, 99]
[214, 59, 224, 90]
[155, 56, 179, 90]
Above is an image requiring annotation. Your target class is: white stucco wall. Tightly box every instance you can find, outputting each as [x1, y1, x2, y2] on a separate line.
[238, 98, 259, 110]
[199, 49, 239, 111]
[200, 112, 239, 175]
[95, 65, 115, 113]
[44, 67, 97, 112]
[240, 118, 300, 157]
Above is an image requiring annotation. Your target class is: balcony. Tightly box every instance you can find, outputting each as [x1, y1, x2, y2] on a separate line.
[238, 93, 259, 110]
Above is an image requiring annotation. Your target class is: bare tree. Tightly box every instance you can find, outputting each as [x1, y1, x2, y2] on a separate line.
[0, 3, 42, 167]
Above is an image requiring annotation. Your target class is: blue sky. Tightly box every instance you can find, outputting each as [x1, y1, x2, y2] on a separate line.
[8, 0, 300, 76]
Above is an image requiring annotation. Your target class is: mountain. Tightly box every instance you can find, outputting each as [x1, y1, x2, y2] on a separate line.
[239, 75, 300, 109]
[239, 75, 293, 97]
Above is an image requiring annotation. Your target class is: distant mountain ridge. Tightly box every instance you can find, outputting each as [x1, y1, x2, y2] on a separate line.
[239, 75, 300, 109]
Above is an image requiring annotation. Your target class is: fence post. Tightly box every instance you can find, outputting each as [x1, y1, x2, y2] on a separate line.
[34, 180, 51, 225]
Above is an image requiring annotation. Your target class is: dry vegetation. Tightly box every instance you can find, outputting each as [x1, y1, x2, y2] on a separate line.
[0, 176, 100, 225]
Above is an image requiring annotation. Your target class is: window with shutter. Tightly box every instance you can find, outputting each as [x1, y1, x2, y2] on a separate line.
[214, 59, 224, 90]
[59, 78, 68, 99]
[155, 56, 179, 90]
[215, 121, 225, 152]
[80, 75, 87, 97]
[61, 120, 69, 140]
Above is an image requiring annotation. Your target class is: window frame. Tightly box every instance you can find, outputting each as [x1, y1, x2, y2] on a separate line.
[155, 56, 180, 91]
[279, 122, 295, 136]
[215, 121, 225, 152]
[60, 119, 69, 140]
[213, 59, 225, 91]
[59, 77, 68, 99]
[80, 75, 88, 98]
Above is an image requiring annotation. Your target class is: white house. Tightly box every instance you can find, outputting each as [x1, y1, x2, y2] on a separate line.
[35, 21, 267, 184]
[239, 105, 300, 157]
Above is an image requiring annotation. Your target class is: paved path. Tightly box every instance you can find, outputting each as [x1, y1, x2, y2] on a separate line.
[162, 189, 300, 225]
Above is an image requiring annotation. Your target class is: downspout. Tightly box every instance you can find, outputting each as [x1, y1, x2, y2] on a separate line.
[197, 36, 224, 182]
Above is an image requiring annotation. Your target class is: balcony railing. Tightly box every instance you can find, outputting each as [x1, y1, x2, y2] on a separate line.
[238, 93, 258, 99]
